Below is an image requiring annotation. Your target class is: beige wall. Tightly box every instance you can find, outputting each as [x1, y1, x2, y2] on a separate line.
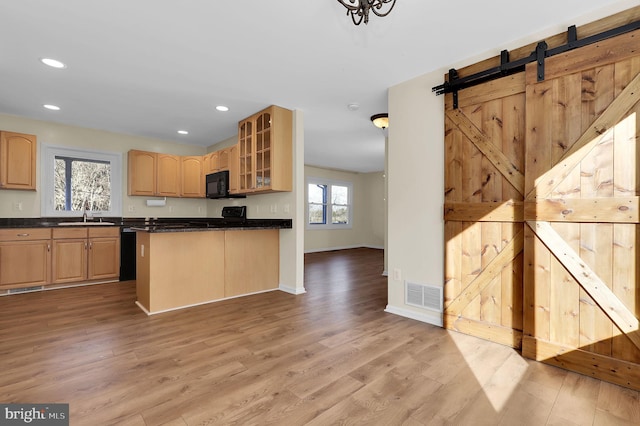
[385, 0, 636, 327]
[0, 113, 207, 218]
[303, 165, 385, 253]
[0, 111, 305, 293]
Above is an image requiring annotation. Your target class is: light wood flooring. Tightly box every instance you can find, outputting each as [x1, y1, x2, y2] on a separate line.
[1, 248, 639, 425]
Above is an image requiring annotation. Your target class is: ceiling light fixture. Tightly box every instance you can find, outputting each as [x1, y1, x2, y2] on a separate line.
[43, 104, 61, 111]
[40, 58, 66, 69]
[177, 130, 189, 135]
[216, 105, 229, 112]
[337, 0, 396, 25]
[370, 113, 389, 129]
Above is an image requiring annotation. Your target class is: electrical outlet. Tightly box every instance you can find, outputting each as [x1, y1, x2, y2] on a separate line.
[13, 202, 23, 211]
[198, 206, 203, 214]
[283, 204, 290, 213]
[128, 205, 135, 212]
[270, 204, 277, 213]
[169, 206, 174, 213]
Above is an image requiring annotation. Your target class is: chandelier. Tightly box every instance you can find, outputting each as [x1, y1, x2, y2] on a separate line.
[337, 0, 397, 25]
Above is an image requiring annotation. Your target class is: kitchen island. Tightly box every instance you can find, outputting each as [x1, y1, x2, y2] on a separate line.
[133, 219, 291, 314]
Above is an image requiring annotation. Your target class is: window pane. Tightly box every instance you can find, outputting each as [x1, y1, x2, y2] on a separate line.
[308, 184, 326, 204]
[54, 157, 111, 211]
[332, 185, 348, 205]
[309, 204, 326, 224]
[332, 205, 349, 224]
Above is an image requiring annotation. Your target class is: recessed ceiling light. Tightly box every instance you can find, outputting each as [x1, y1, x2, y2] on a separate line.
[43, 104, 60, 111]
[216, 105, 229, 112]
[347, 103, 360, 111]
[40, 58, 66, 69]
[177, 130, 189, 135]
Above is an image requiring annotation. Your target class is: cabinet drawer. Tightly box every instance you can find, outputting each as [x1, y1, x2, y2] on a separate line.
[53, 228, 88, 239]
[89, 227, 120, 238]
[0, 228, 51, 241]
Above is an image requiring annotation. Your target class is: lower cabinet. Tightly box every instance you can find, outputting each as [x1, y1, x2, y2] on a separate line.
[0, 228, 51, 289]
[52, 227, 120, 284]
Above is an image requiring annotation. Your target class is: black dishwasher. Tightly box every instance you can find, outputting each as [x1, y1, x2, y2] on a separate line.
[119, 227, 137, 281]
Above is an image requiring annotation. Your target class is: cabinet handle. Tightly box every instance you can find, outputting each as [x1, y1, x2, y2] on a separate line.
[16, 233, 30, 237]
[89, 242, 93, 250]
[84, 242, 87, 250]
[47, 244, 50, 252]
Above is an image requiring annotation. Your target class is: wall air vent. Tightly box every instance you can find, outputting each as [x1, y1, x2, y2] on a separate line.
[405, 282, 442, 312]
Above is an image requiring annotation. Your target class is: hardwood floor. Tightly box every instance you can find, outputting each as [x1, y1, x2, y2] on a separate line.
[1, 248, 638, 425]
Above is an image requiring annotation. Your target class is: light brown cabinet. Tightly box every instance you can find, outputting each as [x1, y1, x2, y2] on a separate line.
[128, 150, 157, 196]
[235, 105, 292, 194]
[181, 156, 204, 198]
[203, 151, 220, 175]
[52, 227, 120, 284]
[0, 228, 51, 289]
[0, 131, 37, 190]
[156, 153, 181, 197]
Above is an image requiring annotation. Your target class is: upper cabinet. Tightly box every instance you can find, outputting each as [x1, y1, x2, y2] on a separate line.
[0, 131, 37, 190]
[156, 153, 180, 197]
[128, 150, 183, 198]
[181, 156, 204, 198]
[235, 105, 292, 194]
[203, 151, 219, 175]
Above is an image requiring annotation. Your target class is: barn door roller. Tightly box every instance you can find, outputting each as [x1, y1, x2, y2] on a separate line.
[433, 20, 640, 107]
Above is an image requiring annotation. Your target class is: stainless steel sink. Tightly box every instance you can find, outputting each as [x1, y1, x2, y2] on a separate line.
[58, 221, 115, 226]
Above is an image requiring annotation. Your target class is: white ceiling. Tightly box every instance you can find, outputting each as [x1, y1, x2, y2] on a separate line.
[0, 0, 631, 173]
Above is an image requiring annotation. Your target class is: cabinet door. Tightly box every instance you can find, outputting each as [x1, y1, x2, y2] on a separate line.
[203, 151, 219, 175]
[238, 120, 254, 193]
[157, 154, 181, 197]
[52, 239, 87, 284]
[88, 237, 120, 280]
[218, 148, 229, 171]
[0, 131, 37, 190]
[227, 145, 239, 194]
[181, 156, 204, 198]
[0, 240, 50, 288]
[128, 150, 156, 196]
[255, 111, 272, 190]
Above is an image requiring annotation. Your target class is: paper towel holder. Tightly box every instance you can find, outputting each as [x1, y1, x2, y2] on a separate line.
[146, 197, 167, 207]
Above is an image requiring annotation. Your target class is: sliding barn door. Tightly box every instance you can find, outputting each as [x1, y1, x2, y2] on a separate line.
[443, 75, 526, 348]
[523, 30, 640, 389]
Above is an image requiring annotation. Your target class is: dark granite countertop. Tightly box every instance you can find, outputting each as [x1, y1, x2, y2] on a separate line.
[0, 217, 292, 231]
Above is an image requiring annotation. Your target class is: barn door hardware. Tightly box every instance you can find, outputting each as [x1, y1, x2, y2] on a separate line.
[433, 19, 640, 104]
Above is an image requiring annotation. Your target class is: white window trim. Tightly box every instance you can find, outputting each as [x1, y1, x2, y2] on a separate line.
[40, 144, 123, 218]
[306, 176, 353, 230]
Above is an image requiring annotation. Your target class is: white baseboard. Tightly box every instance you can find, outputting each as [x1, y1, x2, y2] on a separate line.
[384, 304, 443, 327]
[279, 284, 306, 295]
[304, 244, 384, 254]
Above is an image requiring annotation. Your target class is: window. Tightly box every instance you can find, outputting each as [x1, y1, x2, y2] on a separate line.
[41, 144, 122, 217]
[306, 178, 352, 229]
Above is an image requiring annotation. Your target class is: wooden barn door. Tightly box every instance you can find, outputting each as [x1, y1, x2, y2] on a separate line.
[522, 30, 640, 389]
[443, 75, 526, 348]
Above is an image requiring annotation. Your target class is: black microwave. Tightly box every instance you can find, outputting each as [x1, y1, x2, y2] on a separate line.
[205, 170, 245, 199]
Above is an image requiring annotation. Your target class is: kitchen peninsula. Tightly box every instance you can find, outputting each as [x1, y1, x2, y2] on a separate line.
[133, 218, 291, 314]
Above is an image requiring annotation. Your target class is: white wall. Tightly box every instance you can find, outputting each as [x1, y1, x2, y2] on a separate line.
[303, 165, 385, 253]
[385, 0, 636, 327]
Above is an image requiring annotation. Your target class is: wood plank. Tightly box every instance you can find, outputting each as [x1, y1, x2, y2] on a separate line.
[444, 221, 463, 307]
[527, 71, 640, 200]
[444, 201, 523, 222]
[502, 93, 526, 202]
[524, 80, 554, 196]
[525, 28, 640, 85]
[480, 98, 504, 202]
[457, 74, 525, 109]
[524, 197, 640, 223]
[528, 221, 640, 350]
[522, 336, 640, 391]
[444, 117, 463, 202]
[444, 314, 523, 348]
[445, 228, 523, 316]
[447, 108, 525, 196]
